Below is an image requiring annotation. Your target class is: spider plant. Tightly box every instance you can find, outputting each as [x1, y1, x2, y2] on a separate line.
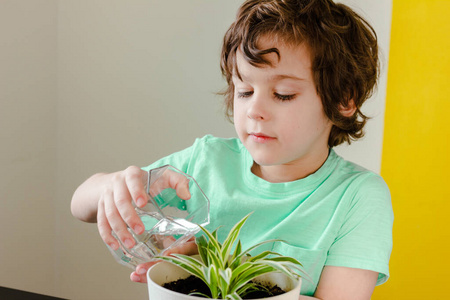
[155, 213, 303, 299]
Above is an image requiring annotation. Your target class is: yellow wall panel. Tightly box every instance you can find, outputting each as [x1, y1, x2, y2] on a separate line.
[374, 0, 450, 298]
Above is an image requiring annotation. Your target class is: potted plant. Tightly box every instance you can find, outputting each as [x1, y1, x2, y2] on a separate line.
[147, 213, 303, 299]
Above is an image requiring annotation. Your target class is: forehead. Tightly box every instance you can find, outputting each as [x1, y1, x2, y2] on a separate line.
[234, 39, 313, 81]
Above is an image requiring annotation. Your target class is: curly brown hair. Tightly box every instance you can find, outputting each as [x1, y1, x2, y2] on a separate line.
[220, 0, 379, 147]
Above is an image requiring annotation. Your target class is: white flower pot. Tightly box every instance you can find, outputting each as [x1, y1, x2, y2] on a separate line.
[147, 256, 302, 300]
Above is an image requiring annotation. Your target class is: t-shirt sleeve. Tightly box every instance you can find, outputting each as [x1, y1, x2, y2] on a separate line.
[325, 174, 394, 285]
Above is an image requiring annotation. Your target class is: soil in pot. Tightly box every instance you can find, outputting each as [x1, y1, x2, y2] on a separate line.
[162, 275, 285, 299]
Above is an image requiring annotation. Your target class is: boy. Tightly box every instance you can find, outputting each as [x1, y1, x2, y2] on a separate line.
[71, 0, 393, 298]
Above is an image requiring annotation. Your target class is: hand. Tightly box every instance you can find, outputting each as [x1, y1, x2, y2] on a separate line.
[130, 236, 199, 283]
[96, 166, 149, 251]
[96, 165, 192, 256]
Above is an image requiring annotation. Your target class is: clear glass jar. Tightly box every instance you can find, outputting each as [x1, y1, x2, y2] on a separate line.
[107, 165, 210, 268]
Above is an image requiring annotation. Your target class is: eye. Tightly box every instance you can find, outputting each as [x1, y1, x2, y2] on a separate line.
[274, 93, 296, 101]
[237, 91, 253, 98]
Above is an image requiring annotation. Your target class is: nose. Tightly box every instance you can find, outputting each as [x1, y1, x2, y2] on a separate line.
[247, 93, 269, 121]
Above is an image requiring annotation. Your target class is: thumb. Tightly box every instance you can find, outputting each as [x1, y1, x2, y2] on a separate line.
[132, 261, 158, 283]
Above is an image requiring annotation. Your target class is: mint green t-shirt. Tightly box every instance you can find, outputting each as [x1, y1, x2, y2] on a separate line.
[143, 135, 393, 296]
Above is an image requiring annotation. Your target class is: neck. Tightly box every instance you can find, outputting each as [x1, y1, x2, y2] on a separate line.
[251, 149, 330, 183]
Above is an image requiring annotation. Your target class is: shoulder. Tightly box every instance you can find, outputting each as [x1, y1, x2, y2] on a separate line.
[142, 135, 242, 172]
[193, 134, 245, 154]
[196, 134, 242, 148]
[174, 135, 248, 176]
[332, 152, 390, 194]
[329, 151, 392, 212]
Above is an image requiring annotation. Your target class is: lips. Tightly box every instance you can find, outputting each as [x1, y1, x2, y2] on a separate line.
[249, 132, 276, 143]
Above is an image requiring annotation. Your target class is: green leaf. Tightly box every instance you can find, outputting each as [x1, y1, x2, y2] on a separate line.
[236, 264, 275, 282]
[246, 250, 278, 262]
[263, 256, 305, 277]
[234, 240, 242, 256]
[256, 260, 296, 278]
[229, 240, 242, 269]
[196, 235, 209, 265]
[211, 227, 221, 239]
[210, 228, 223, 250]
[198, 225, 223, 257]
[199, 243, 224, 269]
[231, 263, 272, 282]
[229, 261, 253, 277]
[225, 292, 242, 300]
[202, 265, 212, 284]
[219, 268, 232, 286]
[230, 264, 276, 294]
[236, 238, 284, 259]
[189, 291, 212, 298]
[208, 264, 219, 298]
[238, 282, 269, 299]
[220, 213, 251, 262]
[156, 255, 204, 279]
[266, 255, 303, 266]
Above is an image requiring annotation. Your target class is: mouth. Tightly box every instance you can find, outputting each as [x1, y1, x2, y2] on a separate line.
[248, 132, 276, 143]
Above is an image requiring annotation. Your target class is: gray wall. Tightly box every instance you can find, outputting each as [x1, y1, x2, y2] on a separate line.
[0, 1, 390, 299]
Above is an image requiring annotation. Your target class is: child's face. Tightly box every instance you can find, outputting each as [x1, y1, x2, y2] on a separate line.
[233, 39, 332, 172]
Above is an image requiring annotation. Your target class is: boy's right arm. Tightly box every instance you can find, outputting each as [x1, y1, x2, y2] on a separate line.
[71, 165, 198, 283]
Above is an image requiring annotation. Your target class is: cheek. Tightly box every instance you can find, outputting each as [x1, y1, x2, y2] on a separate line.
[278, 106, 325, 139]
[279, 108, 303, 132]
[233, 98, 246, 116]
[282, 119, 303, 139]
[233, 100, 244, 129]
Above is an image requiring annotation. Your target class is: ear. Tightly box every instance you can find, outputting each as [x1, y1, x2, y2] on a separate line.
[339, 99, 357, 117]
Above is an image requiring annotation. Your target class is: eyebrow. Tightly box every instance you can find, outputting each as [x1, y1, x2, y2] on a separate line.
[234, 73, 306, 82]
[268, 74, 306, 81]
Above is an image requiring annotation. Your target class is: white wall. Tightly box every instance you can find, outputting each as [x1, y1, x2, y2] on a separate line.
[0, 1, 390, 299]
[0, 0, 58, 296]
[334, 0, 392, 173]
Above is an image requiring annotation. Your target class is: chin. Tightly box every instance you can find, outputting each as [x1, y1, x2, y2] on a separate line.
[251, 155, 280, 167]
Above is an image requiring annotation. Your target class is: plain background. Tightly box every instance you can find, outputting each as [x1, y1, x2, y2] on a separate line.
[0, 0, 391, 299]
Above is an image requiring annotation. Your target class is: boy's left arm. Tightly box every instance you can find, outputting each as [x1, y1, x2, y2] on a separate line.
[299, 266, 377, 300]
[306, 175, 392, 299]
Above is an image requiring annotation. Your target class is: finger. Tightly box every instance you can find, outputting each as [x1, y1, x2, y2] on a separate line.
[124, 166, 149, 208]
[134, 261, 158, 281]
[150, 169, 191, 200]
[131, 238, 198, 283]
[113, 172, 145, 235]
[168, 172, 191, 200]
[104, 184, 135, 249]
[132, 236, 198, 283]
[97, 197, 118, 250]
[165, 237, 198, 257]
[131, 264, 154, 283]
[162, 236, 177, 249]
[130, 272, 141, 282]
